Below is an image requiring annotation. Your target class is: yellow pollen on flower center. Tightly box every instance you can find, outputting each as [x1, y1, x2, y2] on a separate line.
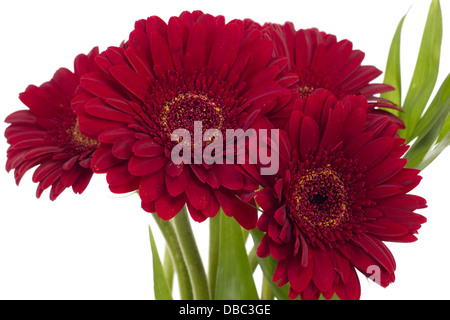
[298, 85, 315, 98]
[67, 119, 100, 148]
[160, 92, 224, 139]
[290, 166, 349, 229]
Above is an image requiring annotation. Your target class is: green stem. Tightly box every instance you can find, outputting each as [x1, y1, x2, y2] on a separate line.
[248, 246, 258, 274]
[208, 211, 221, 299]
[163, 246, 174, 292]
[261, 277, 274, 300]
[152, 213, 193, 300]
[173, 206, 211, 300]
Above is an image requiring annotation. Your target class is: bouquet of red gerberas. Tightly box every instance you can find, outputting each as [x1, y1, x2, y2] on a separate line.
[4, 0, 448, 301]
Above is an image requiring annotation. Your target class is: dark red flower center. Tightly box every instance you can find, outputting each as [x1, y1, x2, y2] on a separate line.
[51, 113, 99, 155]
[288, 166, 349, 233]
[67, 118, 100, 150]
[286, 149, 367, 247]
[297, 84, 315, 98]
[143, 69, 244, 153]
[159, 92, 225, 137]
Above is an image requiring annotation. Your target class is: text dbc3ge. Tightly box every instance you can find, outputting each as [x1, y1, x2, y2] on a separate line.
[223, 304, 270, 315]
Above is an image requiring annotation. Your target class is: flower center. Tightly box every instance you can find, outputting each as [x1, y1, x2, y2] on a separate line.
[160, 92, 225, 138]
[297, 84, 315, 98]
[67, 118, 100, 150]
[288, 166, 350, 240]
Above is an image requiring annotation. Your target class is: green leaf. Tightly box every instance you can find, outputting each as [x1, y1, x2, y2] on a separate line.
[419, 131, 450, 170]
[250, 229, 292, 300]
[381, 12, 407, 113]
[405, 73, 450, 169]
[148, 225, 173, 300]
[413, 73, 450, 141]
[215, 212, 259, 300]
[402, 0, 443, 142]
[438, 75, 450, 142]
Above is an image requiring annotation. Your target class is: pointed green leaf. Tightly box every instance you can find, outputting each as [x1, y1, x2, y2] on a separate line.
[437, 74, 450, 142]
[414, 73, 450, 140]
[215, 212, 259, 300]
[402, 0, 443, 142]
[250, 229, 292, 300]
[148, 225, 173, 300]
[419, 132, 450, 170]
[381, 12, 407, 113]
[405, 73, 450, 169]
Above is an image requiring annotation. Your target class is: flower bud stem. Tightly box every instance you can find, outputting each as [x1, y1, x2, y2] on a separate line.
[172, 206, 211, 300]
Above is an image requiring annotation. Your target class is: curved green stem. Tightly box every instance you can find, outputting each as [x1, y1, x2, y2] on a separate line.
[173, 206, 211, 300]
[248, 246, 258, 274]
[261, 277, 274, 300]
[208, 211, 221, 299]
[163, 246, 174, 291]
[152, 213, 193, 300]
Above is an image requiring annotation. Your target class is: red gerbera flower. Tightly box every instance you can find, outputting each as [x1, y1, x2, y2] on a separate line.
[254, 89, 426, 299]
[73, 11, 295, 229]
[245, 21, 404, 128]
[5, 47, 101, 200]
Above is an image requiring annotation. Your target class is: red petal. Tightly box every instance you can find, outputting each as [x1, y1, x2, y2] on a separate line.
[111, 137, 134, 159]
[139, 170, 165, 202]
[353, 136, 393, 168]
[167, 16, 189, 71]
[217, 164, 244, 190]
[312, 248, 334, 292]
[60, 165, 84, 188]
[214, 188, 257, 230]
[24, 146, 63, 161]
[365, 158, 407, 185]
[84, 98, 136, 123]
[32, 160, 63, 183]
[128, 154, 167, 176]
[155, 194, 186, 220]
[185, 176, 211, 210]
[165, 166, 190, 197]
[72, 170, 93, 193]
[165, 161, 184, 177]
[150, 32, 174, 76]
[91, 144, 122, 173]
[208, 21, 243, 73]
[132, 138, 164, 157]
[300, 116, 319, 161]
[184, 22, 208, 73]
[110, 65, 150, 101]
[80, 72, 121, 99]
[106, 162, 138, 190]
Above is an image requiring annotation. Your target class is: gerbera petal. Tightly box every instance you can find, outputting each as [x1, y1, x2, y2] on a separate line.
[165, 166, 190, 197]
[110, 65, 150, 101]
[208, 21, 244, 73]
[353, 136, 394, 168]
[132, 138, 164, 158]
[185, 176, 211, 210]
[312, 248, 334, 292]
[150, 31, 175, 76]
[155, 193, 186, 220]
[128, 154, 167, 176]
[299, 116, 319, 161]
[139, 170, 166, 202]
[214, 188, 257, 230]
[168, 16, 189, 71]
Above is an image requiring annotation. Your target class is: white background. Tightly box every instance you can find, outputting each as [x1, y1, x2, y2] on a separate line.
[0, 0, 449, 300]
